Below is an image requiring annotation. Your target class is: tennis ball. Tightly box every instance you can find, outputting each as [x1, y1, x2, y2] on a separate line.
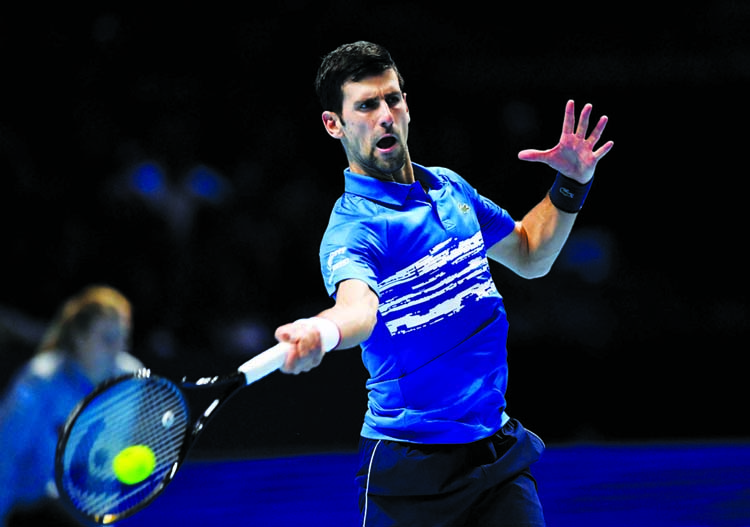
[112, 445, 156, 485]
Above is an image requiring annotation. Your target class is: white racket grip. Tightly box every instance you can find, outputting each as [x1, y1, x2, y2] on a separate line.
[238, 342, 291, 385]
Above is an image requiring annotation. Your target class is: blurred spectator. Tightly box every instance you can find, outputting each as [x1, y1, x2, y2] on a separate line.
[0, 285, 143, 526]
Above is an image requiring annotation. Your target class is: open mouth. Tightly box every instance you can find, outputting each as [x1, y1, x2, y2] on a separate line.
[376, 136, 397, 150]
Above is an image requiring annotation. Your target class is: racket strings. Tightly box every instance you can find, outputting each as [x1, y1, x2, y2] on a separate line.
[59, 376, 189, 521]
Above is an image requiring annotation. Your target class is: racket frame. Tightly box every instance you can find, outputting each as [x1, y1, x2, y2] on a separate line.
[54, 343, 286, 525]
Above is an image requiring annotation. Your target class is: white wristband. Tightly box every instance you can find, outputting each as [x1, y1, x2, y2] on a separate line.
[296, 317, 341, 352]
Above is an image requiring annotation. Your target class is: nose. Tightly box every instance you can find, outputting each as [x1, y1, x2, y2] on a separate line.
[379, 101, 394, 130]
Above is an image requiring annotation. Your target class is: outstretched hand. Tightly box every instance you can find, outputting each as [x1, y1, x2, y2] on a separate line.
[518, 100, 613, 184]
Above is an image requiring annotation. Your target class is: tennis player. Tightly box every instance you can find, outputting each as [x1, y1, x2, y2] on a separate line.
[0, 285, 143, 526]
[274, 41, 613, 526]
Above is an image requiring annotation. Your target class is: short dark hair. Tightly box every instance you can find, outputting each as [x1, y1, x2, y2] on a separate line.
[315, 41, 405, 114]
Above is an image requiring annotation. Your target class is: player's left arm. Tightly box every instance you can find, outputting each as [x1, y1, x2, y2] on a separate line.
[488, 100, 613, 278]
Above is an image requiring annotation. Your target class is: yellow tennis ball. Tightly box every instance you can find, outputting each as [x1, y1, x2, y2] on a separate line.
[112, 445, 156, 485]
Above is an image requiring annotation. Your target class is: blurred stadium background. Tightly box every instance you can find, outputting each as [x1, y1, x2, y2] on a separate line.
[0, 0, 747, 460]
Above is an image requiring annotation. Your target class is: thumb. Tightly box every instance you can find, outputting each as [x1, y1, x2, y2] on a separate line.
[517, 149, 547, 162]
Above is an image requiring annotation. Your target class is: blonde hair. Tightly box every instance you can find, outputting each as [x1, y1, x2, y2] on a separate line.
[38, 285, 131, 355]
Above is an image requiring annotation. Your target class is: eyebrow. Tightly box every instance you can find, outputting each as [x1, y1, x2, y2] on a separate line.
[353, 90, 402, 106]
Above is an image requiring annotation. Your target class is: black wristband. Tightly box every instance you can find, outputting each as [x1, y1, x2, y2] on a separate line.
[549, 173, 593, 213]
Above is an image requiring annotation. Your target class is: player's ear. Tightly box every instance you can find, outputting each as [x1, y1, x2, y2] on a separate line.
[322, 111, 344, 139]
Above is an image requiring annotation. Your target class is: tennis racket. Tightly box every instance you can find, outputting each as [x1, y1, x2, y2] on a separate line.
[54, 341, 292, 525]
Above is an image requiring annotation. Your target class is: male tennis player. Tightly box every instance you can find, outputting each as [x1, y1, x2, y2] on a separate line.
[274, 41, 613, 526]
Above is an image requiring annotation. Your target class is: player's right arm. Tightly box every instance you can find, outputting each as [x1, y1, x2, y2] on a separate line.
[275, 279, 378, 374]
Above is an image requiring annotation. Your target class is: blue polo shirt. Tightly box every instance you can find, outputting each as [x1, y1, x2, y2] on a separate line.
[320, 163, 516, 444]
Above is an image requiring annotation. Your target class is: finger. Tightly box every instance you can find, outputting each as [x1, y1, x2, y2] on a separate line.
[561, 100, 576, 136]
[593, 140, 614, 160]
[282, 343, 302, 373]
[285, 341, 318, 374]
[587, 115, 609, 145]
[274, 325, 293, 342]
[517, 148, 549, 162]
[291, 345, 325, 374]
[576, 103, 593, 138]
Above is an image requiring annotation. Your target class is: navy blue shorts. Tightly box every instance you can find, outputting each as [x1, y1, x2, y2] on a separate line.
[356, 418, 545, 527]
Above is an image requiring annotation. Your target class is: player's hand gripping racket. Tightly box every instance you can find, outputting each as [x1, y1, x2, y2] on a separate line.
[55, 342, 291, 525]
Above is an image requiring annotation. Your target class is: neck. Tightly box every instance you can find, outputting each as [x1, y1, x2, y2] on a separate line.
[391, 156, 415, 185]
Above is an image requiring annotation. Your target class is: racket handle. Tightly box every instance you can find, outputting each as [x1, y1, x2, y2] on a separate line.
[238, 342, 291, 385]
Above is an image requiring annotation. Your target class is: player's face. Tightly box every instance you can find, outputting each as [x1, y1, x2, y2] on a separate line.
[75, 315, 129, 383]
[324, 69, 411, 182]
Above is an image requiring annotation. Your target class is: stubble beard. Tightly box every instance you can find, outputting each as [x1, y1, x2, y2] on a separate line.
[351, 139, 409, 181]
[372, 148, 407, 178]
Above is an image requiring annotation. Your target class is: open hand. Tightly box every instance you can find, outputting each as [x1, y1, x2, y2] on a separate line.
[518, 100, 613, 183]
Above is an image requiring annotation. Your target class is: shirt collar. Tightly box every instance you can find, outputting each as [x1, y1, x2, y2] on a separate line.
[343, 163, 441, 206]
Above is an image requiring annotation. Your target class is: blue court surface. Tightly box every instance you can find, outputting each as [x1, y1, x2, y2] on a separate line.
[118, 441, 750, 526]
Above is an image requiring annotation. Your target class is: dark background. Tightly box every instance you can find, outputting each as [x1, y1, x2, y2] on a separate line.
[0, 2, 747, 456]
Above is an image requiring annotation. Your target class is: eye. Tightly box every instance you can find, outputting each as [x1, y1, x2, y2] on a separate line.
[386, 94, 402, 106]
[357, 99, 378, 111]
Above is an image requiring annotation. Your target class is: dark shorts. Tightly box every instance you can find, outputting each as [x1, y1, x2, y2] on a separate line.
[356, 418, 546, 527]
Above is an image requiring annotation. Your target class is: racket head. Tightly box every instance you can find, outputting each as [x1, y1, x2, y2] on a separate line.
[55, 370, 190, 524]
